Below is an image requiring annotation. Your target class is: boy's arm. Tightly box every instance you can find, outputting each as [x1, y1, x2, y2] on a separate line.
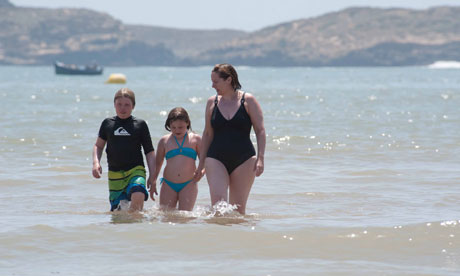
[92, 137, 106, 178]
[145, 150, 156, 199]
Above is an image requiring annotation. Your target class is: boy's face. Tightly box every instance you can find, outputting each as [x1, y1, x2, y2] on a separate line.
[114, 97, 133, 119]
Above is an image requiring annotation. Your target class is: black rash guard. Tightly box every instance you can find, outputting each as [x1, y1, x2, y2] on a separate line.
[98, 116, 154, 171]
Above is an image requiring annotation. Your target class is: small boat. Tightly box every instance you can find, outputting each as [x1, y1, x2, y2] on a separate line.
[54, 61, 103, 75]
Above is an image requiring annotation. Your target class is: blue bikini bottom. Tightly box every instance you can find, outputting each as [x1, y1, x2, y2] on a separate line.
[161, 178, 193, 193]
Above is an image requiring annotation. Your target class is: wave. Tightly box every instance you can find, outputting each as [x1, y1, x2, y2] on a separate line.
[428, 60, 460, 69]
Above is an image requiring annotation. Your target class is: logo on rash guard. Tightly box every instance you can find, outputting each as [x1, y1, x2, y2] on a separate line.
[114, 127, 131, 136]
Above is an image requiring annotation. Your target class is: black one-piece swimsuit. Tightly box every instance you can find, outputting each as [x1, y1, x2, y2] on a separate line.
[207, 92, 256, 174]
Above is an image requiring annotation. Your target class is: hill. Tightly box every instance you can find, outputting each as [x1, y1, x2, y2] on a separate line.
[0, 1, 245, 65]
[195, 6, 460, 66]
[1, 1, 459, 66]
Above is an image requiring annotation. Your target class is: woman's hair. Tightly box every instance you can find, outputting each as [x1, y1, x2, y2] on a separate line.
[114, 88, 136, 107]
[212, 63, 242, 90]
[165, 107, 191, 131]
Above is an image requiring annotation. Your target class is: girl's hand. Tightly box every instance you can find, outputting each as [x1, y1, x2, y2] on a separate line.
[147, 177, 157, 201]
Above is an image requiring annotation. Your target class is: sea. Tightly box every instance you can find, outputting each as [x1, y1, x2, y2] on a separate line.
[0, 64, 459, 275]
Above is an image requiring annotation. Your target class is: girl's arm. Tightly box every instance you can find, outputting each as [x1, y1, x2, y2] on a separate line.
[149, 137, 166, 200]
[246, 93, 266, 177]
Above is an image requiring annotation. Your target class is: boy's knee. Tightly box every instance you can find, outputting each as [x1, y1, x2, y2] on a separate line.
[128, 185, 148, 202]
[130, 192, 145, 202]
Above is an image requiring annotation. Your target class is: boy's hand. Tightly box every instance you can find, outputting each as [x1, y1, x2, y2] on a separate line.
[92, 163, 102, 178]
[147, 177, 157, 201]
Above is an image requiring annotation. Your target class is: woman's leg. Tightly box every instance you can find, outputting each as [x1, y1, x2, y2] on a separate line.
[159, 181, 178, 210]
[205, 157, 230, 206]
[178, 182, 198, 211]
[229, 156, 257, 215]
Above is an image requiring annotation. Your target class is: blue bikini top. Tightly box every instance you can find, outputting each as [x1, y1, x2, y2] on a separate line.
[165, 132, 197, 160]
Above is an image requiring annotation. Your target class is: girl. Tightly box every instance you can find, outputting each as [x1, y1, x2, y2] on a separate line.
[150, 107, 202, 211]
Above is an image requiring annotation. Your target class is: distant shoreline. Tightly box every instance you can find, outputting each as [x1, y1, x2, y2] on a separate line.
[2, 60, 460, 69]
[2, 4, 460, 66]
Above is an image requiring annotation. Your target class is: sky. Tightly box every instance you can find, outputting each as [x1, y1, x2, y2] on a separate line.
[10, 0, 460, 31]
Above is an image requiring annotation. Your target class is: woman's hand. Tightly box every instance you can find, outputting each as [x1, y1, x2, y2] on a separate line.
[254, 157, 264, 177]
[193, 165, 205, 182]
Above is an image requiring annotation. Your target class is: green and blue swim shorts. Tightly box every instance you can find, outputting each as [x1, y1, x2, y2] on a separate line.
[108, 165, 148, 211]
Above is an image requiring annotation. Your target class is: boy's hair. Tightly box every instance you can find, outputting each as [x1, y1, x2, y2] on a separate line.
[212, 63, 242, 91]
[165, 107, 191, 131]
[114, 88, 136, 107]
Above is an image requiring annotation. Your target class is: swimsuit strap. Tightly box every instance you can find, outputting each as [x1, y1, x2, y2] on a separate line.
[173, 132, 187, 149]
[214, 95, 218, 106]
[241, 92, 246, 104]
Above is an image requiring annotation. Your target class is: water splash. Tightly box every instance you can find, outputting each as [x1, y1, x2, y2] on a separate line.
[208, 201, 239, 217]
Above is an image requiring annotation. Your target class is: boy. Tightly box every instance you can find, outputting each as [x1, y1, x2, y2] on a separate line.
[92, 88, 156, 212]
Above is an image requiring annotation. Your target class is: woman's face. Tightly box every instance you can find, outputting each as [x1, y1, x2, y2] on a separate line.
[211, 72, 231, 94]
[170, 119, 188, 137]
[114, 97, 133, 119]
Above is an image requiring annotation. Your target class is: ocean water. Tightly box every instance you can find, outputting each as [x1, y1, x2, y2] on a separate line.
[0, 65, 459, 275]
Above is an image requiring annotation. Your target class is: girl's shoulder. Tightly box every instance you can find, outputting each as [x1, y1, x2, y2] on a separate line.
[188, 132, 202, 143]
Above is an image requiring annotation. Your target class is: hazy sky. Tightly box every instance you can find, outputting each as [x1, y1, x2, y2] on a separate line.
[10, 0, 460, 31]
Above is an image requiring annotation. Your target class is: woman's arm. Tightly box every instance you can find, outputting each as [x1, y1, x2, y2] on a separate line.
[246, 93, 266, 176]
[194, 97, 214, 182]
[194, 134, 202, 161]
[192, 133, 203, 181]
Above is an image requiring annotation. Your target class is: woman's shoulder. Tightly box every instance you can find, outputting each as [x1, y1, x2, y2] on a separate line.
[240, 91, 258, 106]
[206, 95, 217, 104]
[241, 91, 255, 100]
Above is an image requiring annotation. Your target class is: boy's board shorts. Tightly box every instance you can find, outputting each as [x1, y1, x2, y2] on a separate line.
[108, 165, 148, 211]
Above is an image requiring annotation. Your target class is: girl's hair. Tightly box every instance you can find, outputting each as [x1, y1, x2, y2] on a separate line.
[114, 88, 136, 107]
[212, 63, 242, 90]
[165, 107, 191, 131]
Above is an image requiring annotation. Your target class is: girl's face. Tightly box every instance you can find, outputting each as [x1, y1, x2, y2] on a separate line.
[114, 97, 134, 119]
[211, 72, 231, 95]
[170, 119, 188, 137]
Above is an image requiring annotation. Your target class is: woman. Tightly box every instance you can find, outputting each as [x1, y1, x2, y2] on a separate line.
[195, 63, 266, 215]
